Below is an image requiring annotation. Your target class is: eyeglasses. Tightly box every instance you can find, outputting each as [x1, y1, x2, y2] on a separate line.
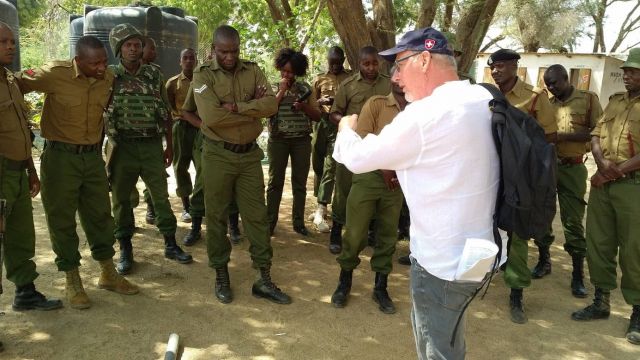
[394, 52, 422, 72]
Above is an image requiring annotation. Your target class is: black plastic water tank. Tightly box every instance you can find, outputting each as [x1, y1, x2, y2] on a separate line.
[0, 0, 21, 71]
[69, 15, 84, 58]
[82, 5, 198, 77]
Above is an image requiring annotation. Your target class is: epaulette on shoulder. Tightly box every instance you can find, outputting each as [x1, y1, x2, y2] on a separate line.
[610, 91, 626, 100]
[47, 60, 72, 69]
[379, 73, 390, 78]
[368, 95, 388, 102]
[342, 73, 359, 85]
[579, 89, 599, 98]
[241, 59, 257, 65]
[194, 61, 211, 73]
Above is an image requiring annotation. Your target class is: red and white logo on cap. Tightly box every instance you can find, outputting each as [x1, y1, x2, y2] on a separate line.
[424, 39, 436, 50]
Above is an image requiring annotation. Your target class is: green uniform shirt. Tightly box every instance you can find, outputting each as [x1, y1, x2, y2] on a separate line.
[550, 88, 603, 158]
[182, 59, 276, 145]
[331, 72, 391, 117]
[505, 78, 558, 135]
[166, 72, 191, 120]
[591, 92, 640, 164]
[16, 59, 114, 145]
[355, 93, 401, 138]
[311, 69, 352, 114]
[0, 67, 31, 161]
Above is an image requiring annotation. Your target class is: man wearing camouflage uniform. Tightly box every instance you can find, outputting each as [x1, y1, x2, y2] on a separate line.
[106, 24, 192, 275]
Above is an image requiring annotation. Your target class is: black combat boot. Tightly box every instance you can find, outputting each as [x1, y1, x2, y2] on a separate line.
[398, 253, 411, 266]
[252, 267, 292, 304]
[145, 201, 156, 225]
[627, 305, 640, 345]
[214, 265, 233, 304]
[509, 288, 527, 324]
[329, 221, 343, 255]
[116, 237, 134, 275]
[571, 255, 588, 298]
[397, 214, 410, 240]
[163, 234, 193, 264]
[367, 220, 377, 247]
[372, 272, 396, 314]
[572, 287, 611, 321]
[331, 269, 353, 308]
[531, 245, 551, 279]
[183, 216, 202, 246]
[228, 212, 242, 245]
[12, 283, 63, 311]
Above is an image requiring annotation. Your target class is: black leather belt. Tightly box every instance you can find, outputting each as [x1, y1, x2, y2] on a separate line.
[46, 140, 101, 154]
[3, 158, 28, 171]
[557, 156, 585, 166]
[223, 141, 256, 154]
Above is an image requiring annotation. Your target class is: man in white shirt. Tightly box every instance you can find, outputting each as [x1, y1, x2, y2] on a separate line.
[333, 27, 502, 359]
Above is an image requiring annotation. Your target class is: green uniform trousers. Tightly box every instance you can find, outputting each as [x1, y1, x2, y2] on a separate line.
[503, 233, 531, 289]
[41, 145, 115, 271]
[586, 174, 640, 305]
[534, 163, 588, 257]
[109, 137, 177, 239]
[311, 117, 337, 204]
[0, 163, 38, 286]
[337, 172, 403, 274]
[331, 162, 353, 225]
[172, 120, 198, 197]
[190, 132, 239, 219]
[190, 130, 205, 218]
[202, 138, 272, 269]
[266, 135, 312, 229]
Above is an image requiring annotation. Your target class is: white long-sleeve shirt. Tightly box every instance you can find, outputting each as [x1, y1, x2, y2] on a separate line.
[333, 80, 503, 281]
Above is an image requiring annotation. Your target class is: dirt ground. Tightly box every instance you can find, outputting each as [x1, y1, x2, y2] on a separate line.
[0, 157, 639, 360]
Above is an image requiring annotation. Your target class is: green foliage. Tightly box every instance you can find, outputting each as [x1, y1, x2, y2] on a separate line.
[17, 0, 46, 27]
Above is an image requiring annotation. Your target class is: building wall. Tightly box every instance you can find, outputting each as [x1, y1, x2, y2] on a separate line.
[474, 53, 625, 108]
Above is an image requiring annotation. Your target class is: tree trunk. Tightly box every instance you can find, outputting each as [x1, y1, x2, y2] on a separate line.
[416, 0, 439, 28]
[370, 0, 396, 51]
[264, 0, 290, 47]
[591, 0, 607, 52]
[443, 0, 454, 32]
[300, 0, 327, 51]
[326, 0, 373, 67]
[456, 0, 500, 73]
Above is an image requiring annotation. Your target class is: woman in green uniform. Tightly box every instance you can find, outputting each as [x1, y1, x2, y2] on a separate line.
[266, 48, 321, 236]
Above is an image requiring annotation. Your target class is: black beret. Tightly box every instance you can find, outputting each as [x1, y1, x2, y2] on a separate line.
[487, 49, 520, 65]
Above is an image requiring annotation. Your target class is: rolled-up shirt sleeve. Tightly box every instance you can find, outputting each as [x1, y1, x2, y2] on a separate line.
[333, 109, 423, 173]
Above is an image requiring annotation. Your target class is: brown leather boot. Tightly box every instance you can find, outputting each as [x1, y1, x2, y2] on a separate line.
[97, 259, 139, 295]
[65, 268, 91, 310]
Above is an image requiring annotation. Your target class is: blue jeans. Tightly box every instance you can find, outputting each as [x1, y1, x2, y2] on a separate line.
[410, 258, 482, 360]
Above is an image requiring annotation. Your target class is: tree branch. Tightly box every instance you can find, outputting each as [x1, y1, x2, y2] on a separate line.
[300, 0, 326, 51]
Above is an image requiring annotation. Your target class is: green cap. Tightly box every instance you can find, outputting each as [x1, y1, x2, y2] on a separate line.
[621, 48, 640, 70]
[109, 23, 144, 57]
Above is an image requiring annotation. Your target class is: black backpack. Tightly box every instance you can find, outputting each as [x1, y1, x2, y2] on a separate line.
[479, 83, 557, 244]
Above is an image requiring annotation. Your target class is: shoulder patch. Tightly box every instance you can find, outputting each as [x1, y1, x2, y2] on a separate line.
[610, 91, 625, 100]
[49, 60, 72, 68]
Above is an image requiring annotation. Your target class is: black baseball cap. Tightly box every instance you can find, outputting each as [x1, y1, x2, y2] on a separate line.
[379, 27, 453, 62]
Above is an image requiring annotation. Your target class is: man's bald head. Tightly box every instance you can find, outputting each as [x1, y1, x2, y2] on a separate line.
[214, 25, 240, 45]
[0, 21, 11, 32]
[212, 25, 240, 71]
[545, 64, 568, 80]
[544, 64, 571, 99]
[0, 21, 16, 67]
